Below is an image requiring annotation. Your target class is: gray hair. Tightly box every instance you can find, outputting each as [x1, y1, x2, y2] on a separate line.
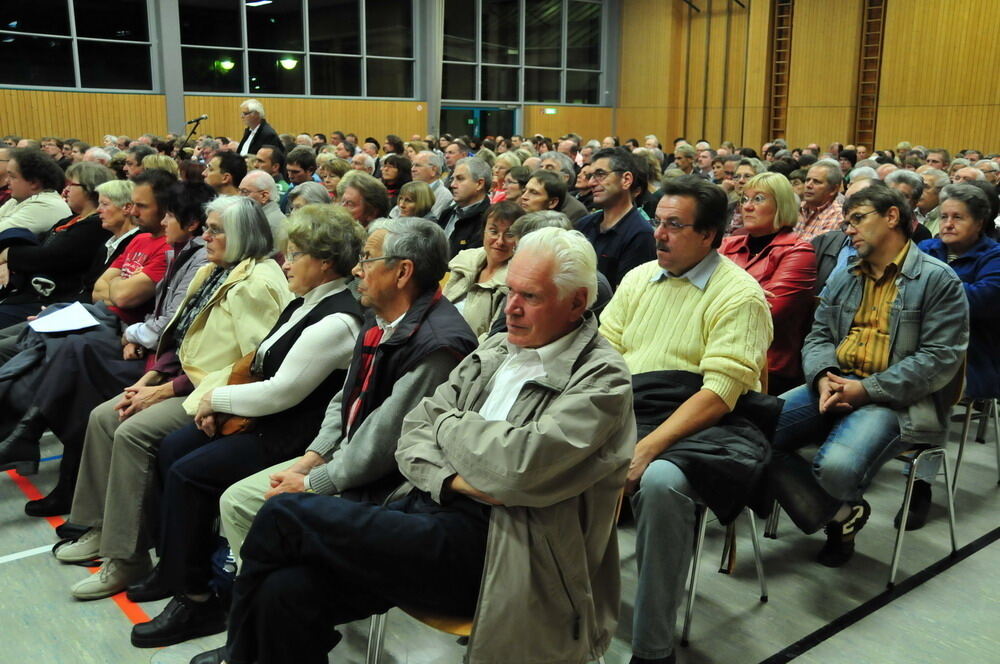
[286, 204, 365, 277]
[65, 162, 115, 202]
[540, 151, 576, 182]
[848, 166, 878, 182]
[976, 160, 999, 173]
[241, 99, 265, 117]
[941, 183, 992, 224]
[585, 139, 601, 151]
[674, 143, 697, 158]
[367, 217, 449, 292]
[509, 210, 573, 238]
[495, 152, 521, 169]
[515, 227, 597, 308]
[84, 147, 111, 165]
[923, 168, 950, 191]
[416, 150, 444, 174]
[811, 159, 843, 188]
[95, 179, 135, 208]
[217, 197, 274, 264]
[456, 157, 492, 190]
[288, 181, 332, 206]
[885, 169, 924, 195]
[352, 152, 375, 173]
[241, 169, 279, 200]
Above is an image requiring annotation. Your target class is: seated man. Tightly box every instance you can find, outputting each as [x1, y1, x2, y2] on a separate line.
[769, 185, 968, 566]
[214, 217, 479, 564]
[197, 227, 634, 664]
[0, 148, 72, 236]
[599, 176, 774, 664]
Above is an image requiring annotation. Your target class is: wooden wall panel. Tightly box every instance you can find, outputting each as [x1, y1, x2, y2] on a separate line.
[0, 90, 165, 144]
[740, 0, 773, 150]
[876, 0, 1000, 153]
[182, 96, 428, 144]
[523, 106, 613, 141]
[784, 0, 863, 148]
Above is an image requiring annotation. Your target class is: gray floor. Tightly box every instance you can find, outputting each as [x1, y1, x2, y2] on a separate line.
[2, 415, 998, 664]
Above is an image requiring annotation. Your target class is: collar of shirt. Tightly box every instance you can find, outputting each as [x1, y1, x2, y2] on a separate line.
[502, 320, 583, 375]
[850, 241, 910, 282]
[454, 198, 484, 216]
[649, 249, 721, 291]
[801, 196, 837, 217]
[375, 309, 408, 343]
[105, 227, 140, 259]
[302, 277, 349, 307]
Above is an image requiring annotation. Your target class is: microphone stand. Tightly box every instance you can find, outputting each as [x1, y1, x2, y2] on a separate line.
[182, 117, 205, 161]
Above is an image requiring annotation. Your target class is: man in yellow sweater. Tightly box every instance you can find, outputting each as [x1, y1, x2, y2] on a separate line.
[600, 176, 774, 664]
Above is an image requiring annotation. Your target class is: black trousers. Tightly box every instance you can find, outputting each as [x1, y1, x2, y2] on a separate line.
[226, 491, 490, 664]
[157, 422, 271, 593]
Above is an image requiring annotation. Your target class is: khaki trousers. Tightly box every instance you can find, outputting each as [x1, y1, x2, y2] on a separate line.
[219, 458, 294, 562]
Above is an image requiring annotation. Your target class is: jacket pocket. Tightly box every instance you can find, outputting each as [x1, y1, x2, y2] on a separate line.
[541, 533, 581, 641]
[892, 310, 922, 356]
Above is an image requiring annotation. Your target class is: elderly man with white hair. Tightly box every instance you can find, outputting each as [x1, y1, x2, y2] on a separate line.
[212, 225, 634, 664]
[411, 150, 453, 219]
[236, 99, 280, 157]
[83, 147, 112, 166]
[240, 169, 288, 254]
[350, 152, 375, 174]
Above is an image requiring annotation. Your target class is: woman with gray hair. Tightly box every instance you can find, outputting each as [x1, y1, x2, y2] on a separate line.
[125, 204, 367, 645]
[287, 181, 332, 211]
[57, 195, 293, 602]
[338, 170, 390, 227]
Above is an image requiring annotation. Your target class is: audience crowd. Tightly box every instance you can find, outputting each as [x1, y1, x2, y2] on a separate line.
[1, 99, 998, 664]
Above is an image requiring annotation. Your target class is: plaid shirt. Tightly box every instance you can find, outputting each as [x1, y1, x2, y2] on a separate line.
[795, 197, 845, 241]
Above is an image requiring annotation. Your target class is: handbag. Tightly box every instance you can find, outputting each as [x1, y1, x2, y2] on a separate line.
[216, 350, 260, 436]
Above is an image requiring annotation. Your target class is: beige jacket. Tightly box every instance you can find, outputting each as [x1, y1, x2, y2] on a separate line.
[154, 257, 292, 415]
[442, 247, 508, 339]
[397, 314, 635, 664]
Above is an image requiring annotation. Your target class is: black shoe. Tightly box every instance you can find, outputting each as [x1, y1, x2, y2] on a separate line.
[817, 500, 871, 568]
[190, 646, 227, 664]
[131, 594, 226, 648]
[55, 522, 90, 541]
[25, 485, 73, 517]
[893, 480, 932, 531]
[126, 563, 172, 602]
[0, 407, 46, 475]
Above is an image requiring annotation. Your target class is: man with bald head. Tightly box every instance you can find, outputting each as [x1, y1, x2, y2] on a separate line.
[952, 166, 986, 184]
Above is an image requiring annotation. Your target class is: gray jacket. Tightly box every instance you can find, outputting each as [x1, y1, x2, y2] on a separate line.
[397, 314, 635, 664]
[803, 241, 969, 444]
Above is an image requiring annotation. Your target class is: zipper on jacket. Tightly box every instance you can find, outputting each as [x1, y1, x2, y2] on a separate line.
[545, 536, 581, 641]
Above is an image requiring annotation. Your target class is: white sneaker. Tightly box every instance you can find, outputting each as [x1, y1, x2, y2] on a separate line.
[71, 555, 152, 601]
[55, 528, 102, 563]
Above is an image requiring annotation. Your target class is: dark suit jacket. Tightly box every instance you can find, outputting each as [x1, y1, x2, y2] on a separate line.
[811, 229, 848, 294]
[237, 120, 281, 157]
[437, 197, 490, 258]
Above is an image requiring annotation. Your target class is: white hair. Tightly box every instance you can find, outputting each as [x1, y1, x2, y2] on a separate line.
[416, 150, 444, 173]
[205, 194, 241, 216]
[241, 98, 265, 118]
[515, 227, 597, 308]
[352, 153, 375, 174]
[84, 147, 111, 165]
[848, 166, 878, 182]
[241, 169, 279, 199]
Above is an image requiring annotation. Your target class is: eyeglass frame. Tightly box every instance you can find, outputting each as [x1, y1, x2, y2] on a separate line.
[654, 219, 697, 234]
[586, 168, 626, 184]
[840, 208, 880, 231]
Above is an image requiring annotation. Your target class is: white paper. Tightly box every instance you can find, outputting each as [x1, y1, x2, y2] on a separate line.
[28, 302, 101, 333]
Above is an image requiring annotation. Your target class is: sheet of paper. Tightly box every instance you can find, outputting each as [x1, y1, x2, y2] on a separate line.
[28, 301, 101, 333]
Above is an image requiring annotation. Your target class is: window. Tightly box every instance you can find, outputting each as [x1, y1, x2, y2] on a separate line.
[180, 0, 416, 99]
[442, 0, 605, 105]
[0, 0, 152, 91]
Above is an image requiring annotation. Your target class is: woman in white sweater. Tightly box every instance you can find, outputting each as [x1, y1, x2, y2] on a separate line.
[115, 205, 366, 648]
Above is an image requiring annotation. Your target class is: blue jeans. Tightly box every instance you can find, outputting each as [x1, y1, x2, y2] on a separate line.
[770, 382, 906, 533]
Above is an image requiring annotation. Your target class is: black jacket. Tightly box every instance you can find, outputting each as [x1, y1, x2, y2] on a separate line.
[437, 197, 490, 258]
[632, 370, 782, 523]
[237, 119, 282, 157]
[810, 229, 848, 295]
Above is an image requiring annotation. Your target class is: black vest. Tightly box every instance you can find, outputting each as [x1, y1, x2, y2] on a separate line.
[254, 286, 363, 461]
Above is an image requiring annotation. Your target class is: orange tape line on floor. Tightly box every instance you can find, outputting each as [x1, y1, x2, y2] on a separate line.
[5, 468, 151, 625]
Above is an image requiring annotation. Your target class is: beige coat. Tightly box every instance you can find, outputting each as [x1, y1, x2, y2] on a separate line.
[397, 314, 635, 664]
[442, 247, 508, 339]
[154, 257, 292, 414]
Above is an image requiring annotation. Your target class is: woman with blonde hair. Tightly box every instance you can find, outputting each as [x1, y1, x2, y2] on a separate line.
[489, 152, 521, 203]
[142, 154, 180, 177]
[719, 172, 816, 394]
[393, 181, 435, 219]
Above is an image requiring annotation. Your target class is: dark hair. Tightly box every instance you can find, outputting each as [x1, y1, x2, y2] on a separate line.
[843, 181, 912, 239]
[768, 158, 797, 177]
[658, 175, 728, 248]
[178, 159, 205, 183]
[331, 131, 346, 142]
[127, 144, 156, 162]
[164, 181, 215, 233]
[286, 146, 316, 171]
[738, 147, 759, 159]
[384, 134, 405, 155]
[529, 169, 568, 208]
[132, 168, 178, 215]
[839, 149, 858, 167]
[313, 133, 327, 143]
[485, 199, 525, 225]
[216, 151, 248, 186]
[10, 148, 67, 191]
[380, 153, 412, 186]
[591, 147, 645, 195]
[789, 168, 809, 182]
[798, 153, 818, 168]
[506, 166, 531, 189]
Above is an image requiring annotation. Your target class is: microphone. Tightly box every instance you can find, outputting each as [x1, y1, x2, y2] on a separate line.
[185, 114, 208, 125]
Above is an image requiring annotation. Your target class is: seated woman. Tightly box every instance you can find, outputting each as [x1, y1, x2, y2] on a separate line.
[393, 180, 434, 219]
[489, 152, 521, 203]
[0, 162, 115, 327]
[287, 181, 330, 211]
[124, 205, 365, 648]
[0, 181, 214, 517]
[727, 158, 766, 233]
[719, 172, 816, 395]
[379, 153, 412, 209]
[317, 157, 350, 202]
[443, 200, 524, 338]
[54, 196, 292, 600]
[502, 166, 531, 204]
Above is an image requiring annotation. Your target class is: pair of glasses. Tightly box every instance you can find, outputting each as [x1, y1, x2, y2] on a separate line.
[204, 226, 225, 236]
[841, 209, 879, 230]
[655, 219, 696, 234]
[356, 255, 399, 270]
[740, 194, 770, 206]
[587, 169, 624, 183]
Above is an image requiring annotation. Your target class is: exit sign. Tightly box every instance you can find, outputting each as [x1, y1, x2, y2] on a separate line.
[543, 108, 558, 115]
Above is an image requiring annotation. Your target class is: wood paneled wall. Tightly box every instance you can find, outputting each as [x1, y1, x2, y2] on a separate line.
[876, 0, 1000, 154]
[784, 0, 864, 149]
[523, 105, 613, 140]
[0, 90, 166, 145]
[182, 96, 428, 144]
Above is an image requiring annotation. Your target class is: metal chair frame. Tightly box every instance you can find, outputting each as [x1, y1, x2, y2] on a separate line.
[953, 397, 1000, 491]
[680, 506, 768, 647]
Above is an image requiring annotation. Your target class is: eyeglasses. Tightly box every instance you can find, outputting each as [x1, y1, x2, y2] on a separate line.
[239, 188, 262, 196]
[841, 209, 879, 230]
[286, 251, 307, 262]
[204, 225, 225, 236]
[484, 227, 516, 240]
[63, 182, 86, 189]
[356, 255, 398, 271]
[655, 219, 696, 234]
[587, 169, 624, 183]
[733, 173, 753, 181]
[740, 194, 770, 206]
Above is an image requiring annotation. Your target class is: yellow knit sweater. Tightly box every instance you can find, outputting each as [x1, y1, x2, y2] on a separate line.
[599, 256, 773, 408]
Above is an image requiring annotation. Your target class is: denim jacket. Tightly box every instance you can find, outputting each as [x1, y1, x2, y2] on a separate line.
[802, 241, 969, 444]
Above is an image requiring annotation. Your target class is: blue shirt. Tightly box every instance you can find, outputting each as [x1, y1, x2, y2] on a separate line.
[575, 206, 656, 290]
